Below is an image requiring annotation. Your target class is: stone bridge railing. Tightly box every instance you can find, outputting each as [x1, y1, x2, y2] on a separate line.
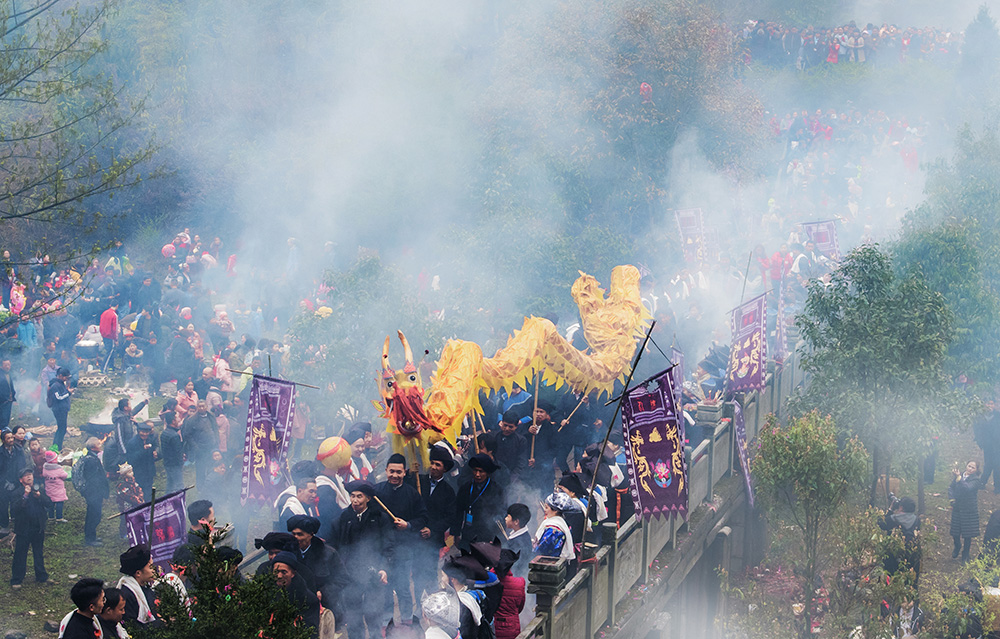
[516, 354, 807, 639]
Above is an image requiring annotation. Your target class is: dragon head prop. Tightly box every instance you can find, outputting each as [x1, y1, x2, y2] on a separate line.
[378, 330, 441, 439]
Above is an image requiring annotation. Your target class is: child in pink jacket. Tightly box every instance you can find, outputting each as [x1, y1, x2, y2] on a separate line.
[42, 450, 69, 521]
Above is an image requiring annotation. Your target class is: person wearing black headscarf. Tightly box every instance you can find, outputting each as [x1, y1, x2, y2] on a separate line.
[374, 453, 426, 621]
[453, 454, 506, 548]
[271, 551, 320, 638]
[287, 514, 347, 623]
[408, 443, 457, 601]
[336, 480, 393, 636]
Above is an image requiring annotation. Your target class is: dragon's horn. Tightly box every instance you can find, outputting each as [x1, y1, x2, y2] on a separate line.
[398, 330, 414, 365]
[382, 336, 392, 371]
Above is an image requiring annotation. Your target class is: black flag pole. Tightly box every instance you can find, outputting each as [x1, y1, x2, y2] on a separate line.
[586, 320, 656, 502]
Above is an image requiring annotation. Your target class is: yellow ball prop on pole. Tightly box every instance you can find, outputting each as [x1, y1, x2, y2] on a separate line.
[316, 437, 352, 472]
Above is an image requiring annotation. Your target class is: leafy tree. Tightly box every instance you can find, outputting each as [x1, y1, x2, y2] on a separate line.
[895, 219, 1000, 385]
[791, 245, 966, 503]
[959, 5, 1000, 97]
[753, 411, 868, 639]
[896, 126, 1000, 386]
[0, 0, 156, 258]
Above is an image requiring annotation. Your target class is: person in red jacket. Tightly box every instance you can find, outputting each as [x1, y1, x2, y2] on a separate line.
[494, 549, 525, 639]
[100, 303, 120, 371]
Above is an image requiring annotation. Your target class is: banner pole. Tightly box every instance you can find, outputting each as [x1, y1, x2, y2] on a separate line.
[146, 487, 157, 544]
[739, 250, 753, 307]
[586, 320, 656, 501]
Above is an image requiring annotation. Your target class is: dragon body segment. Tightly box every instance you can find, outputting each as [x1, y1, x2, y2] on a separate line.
[378, 265, 650, 469]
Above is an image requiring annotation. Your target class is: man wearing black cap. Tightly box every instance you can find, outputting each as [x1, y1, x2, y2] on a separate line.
[10, 466, 49, 587]
[453, 453, 506, 548]
[47, 367, 73, 450]
[375, 453, 427, 622]
[525, 400, 560, 495]
[557, 473, 588, 547]
[408, 443, 457, 600]
[344, 422, 373, 481]
[271, 551, 321, 638]
[116, 544, 160, 629]
[253, 531, 298, 577]
[126, 421, 159, 503]
[336, 480, 393, 637]
[287, 514, 347, 622]
[495, 410, 527, 482]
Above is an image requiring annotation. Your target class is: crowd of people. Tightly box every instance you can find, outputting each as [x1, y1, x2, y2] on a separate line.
[0, 219, 648, 639]
[0, 14, 987, 638]
[736, 20, 963, 69]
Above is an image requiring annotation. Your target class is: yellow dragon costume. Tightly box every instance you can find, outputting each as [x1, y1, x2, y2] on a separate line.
[377, 265, 651, 468]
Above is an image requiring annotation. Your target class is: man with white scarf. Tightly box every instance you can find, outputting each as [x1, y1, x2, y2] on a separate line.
[59, 578, 105, 639]
[277, 477, 318, 531]
[116, 544, 160, 630]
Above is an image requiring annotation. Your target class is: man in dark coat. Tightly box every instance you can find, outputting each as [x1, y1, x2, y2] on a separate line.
[61, 579, 106, 639]
[47, 368, 73, 451]
[0, 427, 28, 533]
[287, 514, 347, 623]
[453, 453, 506, 548]
[81, 437, 110, 546]
[271, 551, 321, 639]
[375, 453, 427, 621]
[525, 401, 560, 495]
[408, 443, 457, 601]
[336, 480, 393, 637]
[117, 544, 160, 629]
[112, 398, 150, 459]
[126, 422, 159, 502]
[181, 400, 219, 490]
[10, 466, 50, 586]
[495, 410, 527, 482]
[160, 415, 184, 493]
[0, 358, 15, 432]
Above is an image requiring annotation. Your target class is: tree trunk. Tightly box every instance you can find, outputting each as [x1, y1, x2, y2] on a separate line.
[870, 446, 880, 506]
[917, 457, 925, 515]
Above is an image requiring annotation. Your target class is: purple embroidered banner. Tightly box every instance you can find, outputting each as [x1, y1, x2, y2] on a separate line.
[732, 402, 754, 507]
[621, 369, 687, 520]
[240, 375, 297, 506]
[801, 220, 840, 260]
[124, 490, 188, 572]
[674, 208, 705, 263]
[726, 293, 767, 393]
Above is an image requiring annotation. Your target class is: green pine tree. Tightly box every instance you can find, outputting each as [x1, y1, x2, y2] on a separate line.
[140, 525, 315, 639]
